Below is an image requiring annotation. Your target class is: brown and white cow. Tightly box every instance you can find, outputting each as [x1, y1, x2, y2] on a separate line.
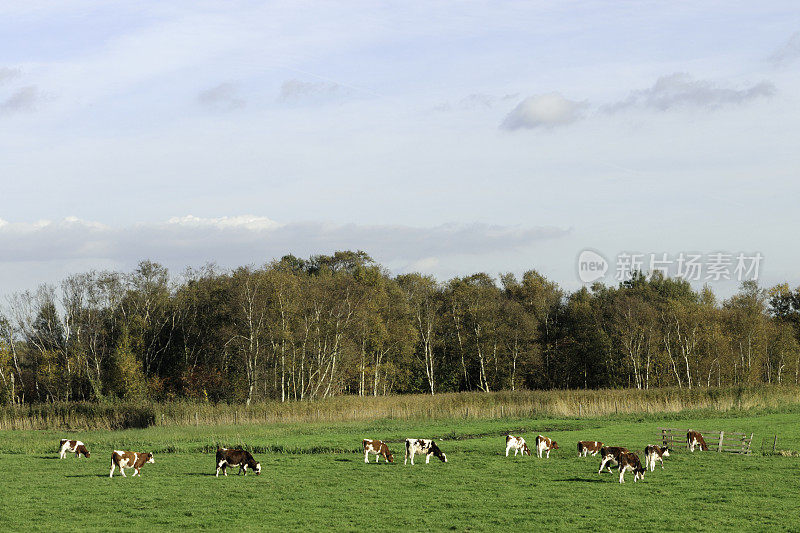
[404, 439, 447, 465]
[363, 439, 394, 463]
[617, 451, 646, 483]
[577, 440, 603, 457]
[644, 445, 670, 471]
[109, 450, 154, 477]
[505, 435, 531, 457]
[59, 439, 90, 459]
[598, 446, 629, 473]
[215, 448, 262, 477]
[687, 430, 709, 452]
[535, 435, 559, 458]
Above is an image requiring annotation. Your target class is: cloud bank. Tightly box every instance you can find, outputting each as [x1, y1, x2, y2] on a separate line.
[0, 216, 569, 274]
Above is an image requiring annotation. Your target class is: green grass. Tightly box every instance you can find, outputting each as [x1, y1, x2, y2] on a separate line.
[1, 407, 799, 531]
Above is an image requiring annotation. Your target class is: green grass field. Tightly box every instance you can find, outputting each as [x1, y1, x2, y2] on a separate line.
[1, 406, 799, 531]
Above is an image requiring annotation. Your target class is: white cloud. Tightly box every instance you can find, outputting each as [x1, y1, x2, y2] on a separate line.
[769, 32, 800, 67]
[197, 82, 245, 111]
[0, 86, 44, 114]
[0, 67, 20, 84]
[500, 93, 588, 130]
[605, 73, 775, 112]
[278, 79, 350, 102]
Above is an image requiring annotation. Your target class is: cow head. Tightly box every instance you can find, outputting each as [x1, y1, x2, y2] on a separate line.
[385, 449, 395, 463]
[145, 453, 155, 464]
[253, 461, 262, 475]
[77, 445, 90, 458]
[634, 466, 646, 481]
[551, 441, 559, 451]
[662, 447, 671, 457]
[431, 442, 447, 463]
[522, 443, 531, 456]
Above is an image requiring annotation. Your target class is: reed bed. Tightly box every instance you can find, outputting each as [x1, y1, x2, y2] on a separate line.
[2, 385, 799, 431]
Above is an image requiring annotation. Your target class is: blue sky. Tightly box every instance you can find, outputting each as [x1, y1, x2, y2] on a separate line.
[1, 1, 799, 295]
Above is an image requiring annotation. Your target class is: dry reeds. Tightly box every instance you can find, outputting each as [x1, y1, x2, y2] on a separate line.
[2, 385, 799, 431]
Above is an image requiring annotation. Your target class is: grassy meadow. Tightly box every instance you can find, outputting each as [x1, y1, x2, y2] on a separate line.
[1, 397, 800, 531]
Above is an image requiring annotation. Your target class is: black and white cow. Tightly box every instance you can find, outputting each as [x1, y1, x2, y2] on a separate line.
[404, 439, 447, 465]
[215, 448, 262, 477]
[598, 446, 629, 474]
[643, 445, 670, 471]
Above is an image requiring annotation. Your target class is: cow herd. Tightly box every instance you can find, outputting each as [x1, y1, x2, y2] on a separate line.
[362, 430, 709, 484]
[56, 429, 710, 483]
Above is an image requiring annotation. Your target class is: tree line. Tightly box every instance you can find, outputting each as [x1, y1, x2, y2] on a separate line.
[1, 250, 799, 404]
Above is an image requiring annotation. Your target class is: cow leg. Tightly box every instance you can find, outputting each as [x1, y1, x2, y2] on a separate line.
[132, 468, 139, 477]
[376, 455, 380, 463]
[364, 450, 370, 463]
[619, 469, 625, 483]
[546, 450, 550, 459]
[598, 458, 608, 474]
[109, 464, 115, 478]
[410, 452, 415, 466]
[426, 453, 431, 464]
[120, 467, 127, 477]
[505, 445, 510, 457]
[659, 457, 664, 469]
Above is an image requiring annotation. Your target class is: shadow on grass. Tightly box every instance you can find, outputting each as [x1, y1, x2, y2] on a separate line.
[185, 472, 217, 477]
[65, 474, 109, 478]
[558, 477, 607, 483]
[36, 456, 60, 460]
[334, 458, 354, 462]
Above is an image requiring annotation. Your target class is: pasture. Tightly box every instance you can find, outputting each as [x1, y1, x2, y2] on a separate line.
[1, 406, 799, 531]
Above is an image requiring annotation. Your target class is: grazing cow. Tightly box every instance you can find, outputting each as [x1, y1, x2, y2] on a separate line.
[644, 445, 671, 471]
[505, 435, 531, 457]
[109, 451, 154, 478]
[598, 446, 629, 473]
[687, 430, 709, 452]
[215, 448, 262, 477]
[577, 441, 603, 457]
[617, 451, 646, 483]
[59, 439, 90, 459]
[363, 439, 394, 463]
[535, 435, 559, 458]
[404, 439, 447, 465]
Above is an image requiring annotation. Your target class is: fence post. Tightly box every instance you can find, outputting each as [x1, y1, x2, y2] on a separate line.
[661, 428, 667, 447]
[717, 431, 724, 453]
[772, 435, 777, 453]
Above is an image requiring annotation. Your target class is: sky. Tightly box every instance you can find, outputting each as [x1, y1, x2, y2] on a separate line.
[1, 1, 799, 297]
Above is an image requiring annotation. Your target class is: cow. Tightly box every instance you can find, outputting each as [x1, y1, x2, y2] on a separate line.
[363, 439, 394, 463]
[215, 448, 262, 477]
[644, 445, 670, 471]
[109, 451, 154, 478]
[577, 441, 603, 457]
[505, 435, 531, 457]
[687, 430, 709, 452]
[535, 435, 559, 458]
[59, 439, 90, 459]
[404, 439, 447, 465]
[598, 446, 629, 473]
[617, 451, 646, 483]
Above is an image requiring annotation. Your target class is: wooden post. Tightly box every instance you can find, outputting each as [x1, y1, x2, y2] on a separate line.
[773, 435, 777, 453]
[661, 428, 667, 448]
[717, 431, 724, 453]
